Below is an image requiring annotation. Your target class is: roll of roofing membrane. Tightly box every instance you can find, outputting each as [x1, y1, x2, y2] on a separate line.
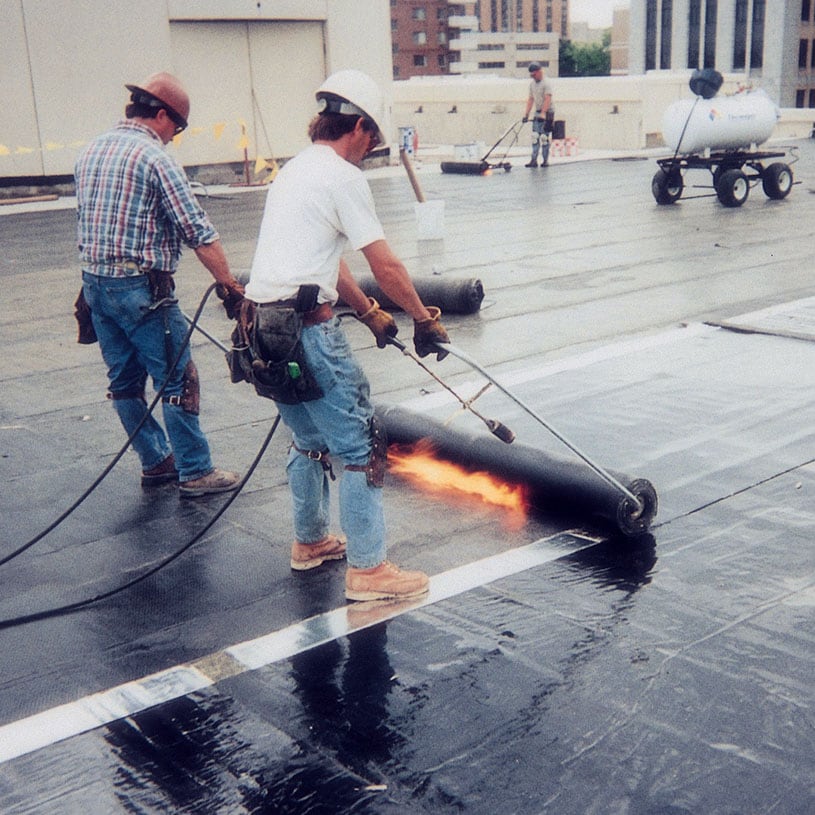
[377, 403, 658, 537]
[351, 276, 485, 315]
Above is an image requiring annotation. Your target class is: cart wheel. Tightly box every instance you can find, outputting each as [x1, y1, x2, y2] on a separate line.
[651, 168, 683, 205]
[715, 168, 749, 207]
[503, 162, 512, 172]
[762, 162, 793, 199]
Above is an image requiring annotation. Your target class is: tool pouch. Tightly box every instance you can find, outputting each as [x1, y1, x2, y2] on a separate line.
[226, 300, 256, 384]
[73, 288, 97, 344]
[227, 306, 323, 405]
[147, 269, 175, 301]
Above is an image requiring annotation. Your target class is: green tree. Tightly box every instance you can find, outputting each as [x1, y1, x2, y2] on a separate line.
[559, 37, 611, 77]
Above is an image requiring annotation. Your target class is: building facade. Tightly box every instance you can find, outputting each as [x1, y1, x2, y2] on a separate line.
[391, 0, 453, 78]
[392, 1, 568, 79]
[1, 0, 393, 183]
[628, 0, 813, 107]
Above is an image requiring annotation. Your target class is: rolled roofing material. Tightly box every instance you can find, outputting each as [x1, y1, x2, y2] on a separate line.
[377, 403, 658, 537]
[351, 276, 485, 315]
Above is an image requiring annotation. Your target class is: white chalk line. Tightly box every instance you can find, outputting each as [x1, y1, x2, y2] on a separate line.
[0, 530, 601, 765]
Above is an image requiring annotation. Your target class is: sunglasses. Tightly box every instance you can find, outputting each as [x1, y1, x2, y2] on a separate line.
[131, 91, 188, 134]
[163, 107, 188, 135]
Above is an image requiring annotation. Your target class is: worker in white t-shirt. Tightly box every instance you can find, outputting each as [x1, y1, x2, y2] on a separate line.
[245, 69, 450, 602]
[522, 62, 554, 167]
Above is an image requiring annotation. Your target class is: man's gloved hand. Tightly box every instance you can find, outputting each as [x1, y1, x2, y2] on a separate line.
[522, 115, 529, 123]
[413, 306, 450, 360]
[216, 281, 245, 320]
[357, 297, 397, 348]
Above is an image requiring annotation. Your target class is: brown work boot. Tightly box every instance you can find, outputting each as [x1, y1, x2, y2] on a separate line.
[141, 454, 178, 487]
[291, 535, 347, 571]
[345, 561, 429, 602]
[179, 468, 241, 497]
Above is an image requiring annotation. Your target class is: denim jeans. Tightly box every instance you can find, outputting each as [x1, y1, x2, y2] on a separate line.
[531, 116, 551, 164]
[81, 271, 213, 482]
[276, 317, 386, 569]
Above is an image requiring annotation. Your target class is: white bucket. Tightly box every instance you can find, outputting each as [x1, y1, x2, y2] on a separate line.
[415, 199, 445, 241]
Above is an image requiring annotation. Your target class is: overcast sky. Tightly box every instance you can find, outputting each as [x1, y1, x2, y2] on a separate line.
[570, 0, 628, 28]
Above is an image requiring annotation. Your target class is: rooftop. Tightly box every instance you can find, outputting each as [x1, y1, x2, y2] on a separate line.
[1, 140, 814, 813]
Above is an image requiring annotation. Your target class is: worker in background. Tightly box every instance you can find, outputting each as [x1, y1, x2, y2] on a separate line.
[522, 62, 554, 168]
[75, 72, 244, 497]
[244, 69, 450, 602]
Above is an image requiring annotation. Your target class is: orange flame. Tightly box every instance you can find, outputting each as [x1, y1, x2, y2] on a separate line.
[388, 440, 529, 523]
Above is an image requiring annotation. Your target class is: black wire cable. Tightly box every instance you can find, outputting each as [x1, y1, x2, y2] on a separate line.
[0, 414, 281, 630]
[0, 283, 218, 568]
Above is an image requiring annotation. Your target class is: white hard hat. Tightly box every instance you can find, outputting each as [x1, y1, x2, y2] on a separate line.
[315, 69, 386, 144]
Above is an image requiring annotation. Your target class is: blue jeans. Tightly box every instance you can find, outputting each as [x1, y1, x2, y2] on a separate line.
[531, 116, 551, 164]
[81, 271, 213, 482]
[276, 317, 386, 569]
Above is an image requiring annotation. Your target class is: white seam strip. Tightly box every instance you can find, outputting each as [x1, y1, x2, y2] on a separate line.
[0, 530, 599, 765]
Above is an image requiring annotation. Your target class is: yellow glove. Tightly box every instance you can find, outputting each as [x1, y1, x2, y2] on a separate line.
[413, 306, 450, 360]
[357, 297, 398, 348]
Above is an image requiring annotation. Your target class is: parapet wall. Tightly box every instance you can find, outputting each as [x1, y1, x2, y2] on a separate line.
[392, 72, 815, 152]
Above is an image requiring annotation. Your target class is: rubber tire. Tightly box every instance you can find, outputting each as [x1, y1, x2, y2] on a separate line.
[762, 162, 793, 199]
[652, 168, 683, 204]
[715, 168, 750, 207]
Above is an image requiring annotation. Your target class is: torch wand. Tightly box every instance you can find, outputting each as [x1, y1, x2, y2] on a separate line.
[386, 336, 515, 444]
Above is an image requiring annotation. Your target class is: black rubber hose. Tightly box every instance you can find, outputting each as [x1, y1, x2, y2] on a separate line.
[376, 403, 658, 537]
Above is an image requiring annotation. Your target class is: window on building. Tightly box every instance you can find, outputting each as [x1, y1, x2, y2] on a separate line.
[810, 88, 815, 106]
[645, 0, 657, 71]
[688, 0, 702, 68]
[812, 39, 815, 66]
[414, 54, 427, 66]
[660, 0, 673, 68]
[477, 43, 505, 50]
[438, 53, 447, 66]
[750, 0, 765, 68]
[438, 7, 447, 21]
[704, 0, 718, 69]
[479, 61, 506, 68]
[413, 7, 426, 21]
[796, 89, 805, 107]
[733, 0, 748, 69]
[413, 31, 427, 45]
[803, 0, 811, 23]
[392, 18, 397, 30]
[439, 31, 447, 43]
[800, 39, 809, 68]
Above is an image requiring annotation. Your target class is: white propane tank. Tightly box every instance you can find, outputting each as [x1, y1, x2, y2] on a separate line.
[662, 89, 779, 154]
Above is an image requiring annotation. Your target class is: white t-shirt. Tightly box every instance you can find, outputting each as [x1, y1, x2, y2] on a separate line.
[246, 143, 385, 304]
[529, 77, 553, 113]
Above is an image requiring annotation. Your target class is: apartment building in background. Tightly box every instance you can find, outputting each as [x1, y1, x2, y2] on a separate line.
[628, 0, 815, 107]
[392, 1, 569, 79]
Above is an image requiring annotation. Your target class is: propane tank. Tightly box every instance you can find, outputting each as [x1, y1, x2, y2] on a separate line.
[662, 88, 779, 155]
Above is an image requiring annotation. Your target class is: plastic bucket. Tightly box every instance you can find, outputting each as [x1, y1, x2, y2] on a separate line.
[414, 199, 445, 240]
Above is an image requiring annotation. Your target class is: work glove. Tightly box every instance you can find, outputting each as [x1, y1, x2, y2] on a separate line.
[522, 116, 529, 123]
[215, 281, 245, 320]
[413, 306, 449, 360]
[357, 297, 398, 348]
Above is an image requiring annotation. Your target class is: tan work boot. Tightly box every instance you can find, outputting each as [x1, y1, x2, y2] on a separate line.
[345, 561, 429, 602]
[290, 535, 347, 571]
[179, 468, 241, 497]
